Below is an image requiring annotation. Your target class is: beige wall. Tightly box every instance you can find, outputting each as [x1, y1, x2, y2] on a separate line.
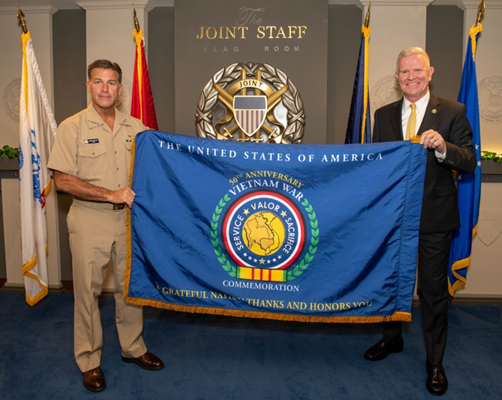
[462, 182, 502, 297]
[0, 7, 54, 147]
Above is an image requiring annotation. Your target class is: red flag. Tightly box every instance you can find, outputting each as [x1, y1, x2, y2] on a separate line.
[131, 28, 158, 130]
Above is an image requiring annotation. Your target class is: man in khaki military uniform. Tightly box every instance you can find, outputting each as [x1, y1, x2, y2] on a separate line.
[48, 60, 163, 393]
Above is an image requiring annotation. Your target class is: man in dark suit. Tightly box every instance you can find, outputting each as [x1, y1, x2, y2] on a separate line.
[364, 47, 476, 396]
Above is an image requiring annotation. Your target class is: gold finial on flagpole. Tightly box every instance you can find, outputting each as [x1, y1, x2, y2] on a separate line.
[476, 0, 485, 26]
[133, 4, 141, 32]
[17, 5, 28, 34]
[364, 1, 371, 28]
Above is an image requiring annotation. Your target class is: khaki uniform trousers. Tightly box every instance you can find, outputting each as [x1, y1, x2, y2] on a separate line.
[68, 200, 147, 372]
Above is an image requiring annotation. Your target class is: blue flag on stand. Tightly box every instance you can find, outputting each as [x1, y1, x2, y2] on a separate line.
[125, 131, 427, 323]
[448, 24, 483, 296]
[345, 23, 371, 144]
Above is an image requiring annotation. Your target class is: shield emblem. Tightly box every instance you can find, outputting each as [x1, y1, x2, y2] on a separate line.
[233, 95, 267, 137]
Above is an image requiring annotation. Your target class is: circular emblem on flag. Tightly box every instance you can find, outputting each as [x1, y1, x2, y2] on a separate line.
[211, 188, 319, 283]
[196, 62, 306, 143]
[222, 191, 306, 270]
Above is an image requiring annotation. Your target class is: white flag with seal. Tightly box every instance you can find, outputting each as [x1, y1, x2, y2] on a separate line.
[19, 31, 57, 306]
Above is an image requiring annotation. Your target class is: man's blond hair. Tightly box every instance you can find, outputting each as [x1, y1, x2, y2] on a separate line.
[396, 47, 431, 73]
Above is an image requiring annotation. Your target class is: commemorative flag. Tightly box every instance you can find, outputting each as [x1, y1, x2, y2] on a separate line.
[125, 132, 426, 323]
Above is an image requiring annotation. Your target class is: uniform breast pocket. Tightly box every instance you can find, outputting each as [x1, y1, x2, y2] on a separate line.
[77, 144, 108, 181]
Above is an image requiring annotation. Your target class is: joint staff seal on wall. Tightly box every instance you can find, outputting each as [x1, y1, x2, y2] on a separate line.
[196, 62, 306, 143]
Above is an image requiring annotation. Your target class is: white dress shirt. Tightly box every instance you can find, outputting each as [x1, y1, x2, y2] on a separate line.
[401, 91, 446, 160]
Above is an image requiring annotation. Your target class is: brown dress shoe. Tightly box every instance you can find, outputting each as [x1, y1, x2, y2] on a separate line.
[122, 351, 164, 370]
[82, 366, 106, 392]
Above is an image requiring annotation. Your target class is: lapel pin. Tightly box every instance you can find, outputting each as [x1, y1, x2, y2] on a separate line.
[432, 109, 437, 114]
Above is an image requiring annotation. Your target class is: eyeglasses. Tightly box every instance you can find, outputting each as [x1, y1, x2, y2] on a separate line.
[398, 68, 429, 77]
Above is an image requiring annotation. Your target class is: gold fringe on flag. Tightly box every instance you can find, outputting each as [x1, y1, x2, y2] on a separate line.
[124, 136, 137, 301]
[124, 294, 412, 324]
[133, 28, 144, 121]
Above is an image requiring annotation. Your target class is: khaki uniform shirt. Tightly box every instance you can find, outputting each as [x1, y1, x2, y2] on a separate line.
[48, 103, 145, 200]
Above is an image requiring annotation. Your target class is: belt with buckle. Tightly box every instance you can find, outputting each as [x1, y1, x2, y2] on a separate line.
[113, 203, 126, 210]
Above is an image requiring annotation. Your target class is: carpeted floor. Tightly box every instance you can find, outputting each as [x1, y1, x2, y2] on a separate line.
[0, 292, 501, 400]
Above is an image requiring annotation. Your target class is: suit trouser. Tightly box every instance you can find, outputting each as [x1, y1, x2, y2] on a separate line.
[68, 202, 147, 373]
[383, 231, 453, 366]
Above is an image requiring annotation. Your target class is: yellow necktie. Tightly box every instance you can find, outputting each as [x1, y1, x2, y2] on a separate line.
[406, 104, 417, 140]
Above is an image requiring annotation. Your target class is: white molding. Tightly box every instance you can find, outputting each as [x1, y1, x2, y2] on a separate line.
[486, 0, 502, 9]
[359, 0, 433, 6]
[77, 0, 152, 11]
[328, 0, 365, 7]
[0, 6, 57, 15]
[149, 0, 174, 8]
[462, 0, 502, 9]
[429, 0, 465, 9]
[0, 7, 17, 15]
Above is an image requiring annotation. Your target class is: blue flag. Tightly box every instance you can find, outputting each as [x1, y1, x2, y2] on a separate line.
[125, 131, 426, 323]
[448, 24, 483, 296]
[345, 25, 371, 144]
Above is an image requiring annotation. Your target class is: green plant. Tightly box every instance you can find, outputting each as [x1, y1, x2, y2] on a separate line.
[481, 151, 502, 163]
[0, 145, 19, 159]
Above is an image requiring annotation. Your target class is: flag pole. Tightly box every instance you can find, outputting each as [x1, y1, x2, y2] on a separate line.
[133, 3, 140, 33]
[364, 1, 371, 29]
[471, 0, 485, 61]
[17, 6, 28, 33]
[476, 0, 485, 26]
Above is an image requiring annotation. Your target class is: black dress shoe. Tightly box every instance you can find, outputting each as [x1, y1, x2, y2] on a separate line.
[82, 366, 106, 392]
[426, 362, 448, 396]
[122, 351, 164, 370]
[364, 338, 404, 361]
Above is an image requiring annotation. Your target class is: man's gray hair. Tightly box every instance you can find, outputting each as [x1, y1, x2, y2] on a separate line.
[396, 47, 431, 73]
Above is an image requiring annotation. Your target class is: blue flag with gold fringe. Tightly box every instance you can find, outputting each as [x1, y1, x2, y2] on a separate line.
[345, 24, 371, 144]
[125, 131, 426, 323]
[448, 24, 483, 296]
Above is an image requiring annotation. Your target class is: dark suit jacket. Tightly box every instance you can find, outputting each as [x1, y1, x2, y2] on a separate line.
[373, 94, 476, 234]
